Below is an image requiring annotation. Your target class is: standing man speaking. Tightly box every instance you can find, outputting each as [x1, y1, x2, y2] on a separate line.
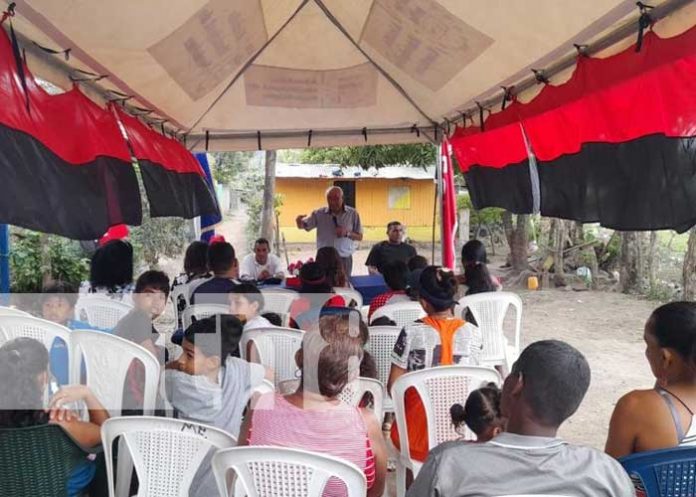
[295, 186, 363, 276]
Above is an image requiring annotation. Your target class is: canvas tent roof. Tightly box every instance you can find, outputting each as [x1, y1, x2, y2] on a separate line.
[4, 0, 696, 151]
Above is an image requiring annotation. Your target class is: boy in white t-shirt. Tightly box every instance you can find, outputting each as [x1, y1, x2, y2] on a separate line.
[229, 283, 273, 331]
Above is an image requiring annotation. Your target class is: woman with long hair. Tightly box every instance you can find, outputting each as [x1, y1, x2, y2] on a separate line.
[239, 314, 387, 497]
[315, 246, 349, 288]
[0, 338, 109, 496]
[81, 239, 135, 302]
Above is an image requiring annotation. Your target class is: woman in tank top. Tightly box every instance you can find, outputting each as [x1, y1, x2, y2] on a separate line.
[606, 301, 696, 457]
[238, 314, 387, 497]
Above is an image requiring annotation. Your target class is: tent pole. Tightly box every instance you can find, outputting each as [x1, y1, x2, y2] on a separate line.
[0, 224, 9, 299]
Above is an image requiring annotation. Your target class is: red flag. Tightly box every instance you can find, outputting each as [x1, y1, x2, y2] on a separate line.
[440, 140, 458, 270]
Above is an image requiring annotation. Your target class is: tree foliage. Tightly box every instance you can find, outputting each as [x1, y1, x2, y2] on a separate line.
[282, 144, 437, 168]
[10, 229, 89, 292]
[209, 152, 258, 185]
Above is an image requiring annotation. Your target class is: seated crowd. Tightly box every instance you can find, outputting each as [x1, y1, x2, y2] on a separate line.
[4, 231, 693, 497]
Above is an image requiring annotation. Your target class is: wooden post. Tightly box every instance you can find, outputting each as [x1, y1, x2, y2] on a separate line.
[260, 150, 277, 245]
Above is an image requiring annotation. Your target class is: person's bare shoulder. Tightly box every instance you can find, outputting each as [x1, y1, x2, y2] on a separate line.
[614, 388, 663, 422]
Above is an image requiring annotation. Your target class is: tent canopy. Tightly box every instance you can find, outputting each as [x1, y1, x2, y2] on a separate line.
[5, 0, 695, 151]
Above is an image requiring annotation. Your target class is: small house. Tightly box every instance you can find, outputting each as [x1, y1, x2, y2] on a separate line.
[276, 163, 437, 243]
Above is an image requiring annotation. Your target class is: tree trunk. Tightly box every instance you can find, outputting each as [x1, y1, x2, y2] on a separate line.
[647, 231, 658, 294]
[40, 233, 52, 288]
[260, 150, 277, 244]
[509, 214, 530, 272]
[620, 231, 644, 294]
[683, 227, 696, 300]
[572, 221, 584, 245]
[551, 219, 565, 277]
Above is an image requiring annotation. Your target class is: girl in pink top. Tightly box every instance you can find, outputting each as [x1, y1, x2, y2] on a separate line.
[238, 314, 387, 497]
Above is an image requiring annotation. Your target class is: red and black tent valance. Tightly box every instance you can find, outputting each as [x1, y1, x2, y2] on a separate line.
[451, 22, 696, 232]
[0, 23, 141, 240]
[0, 20, 221, 240]
[114, 106, 219, 220]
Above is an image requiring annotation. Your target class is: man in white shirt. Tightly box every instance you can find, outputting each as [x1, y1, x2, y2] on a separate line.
[239, 238, 284, 282]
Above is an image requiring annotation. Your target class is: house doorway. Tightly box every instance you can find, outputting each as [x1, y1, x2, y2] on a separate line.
[333, 181, 356, 208]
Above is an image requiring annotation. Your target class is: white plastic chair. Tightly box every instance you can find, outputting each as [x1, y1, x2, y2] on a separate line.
[0, 315, 72, 370]
[276, 379, 301, 395]
[70, 330, 160, 416]
[259, 288, 298, 326]
[0, 306, 29, 316]
[370, 301, 426, 328]
[212, 446, 367, 497]
[102, 416, 237, 497]
[75, 295, 133, 330]
[496, 495, 572, 497]
[278, 377, 384, 420]
[251, 379, 275, 397]
[458, 292, 523, 374]
[365, 325, 402, 413]
[333, 287, 363, 308]
[241, 327, 304, 385]
[181, 304, 229, 329]
[170, 282, 190, 326]
[337, 377, 385, 422]
[392, 365, 502, 497]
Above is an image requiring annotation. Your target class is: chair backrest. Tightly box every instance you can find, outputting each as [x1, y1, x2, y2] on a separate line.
[332, 287, 363, 308]
[0, 424, 87, 497]
[212, 446, 367, 497]
[251, 379, 275, 397]
[337, 377, 384, 422]
[181, 304, 229, 329]
[0, 316, 71, 372]
[392, 365, 501, 460]
[275, 377, 383, 419]
[620, 445, 696, 497]
[170, 282, 190, 325]
[365, 326, 402, 387]
[276, 378, 301, 395]
[0, 306, 29, 316]
[458, 292, 522, 364]
[74, 296, 133, 330]
[241, 327, 304, 385]
[259, 288, 298, 326]
[370, 301, 426, 328]
[102, 416, 237, 497]
[71, 330, 160, 416]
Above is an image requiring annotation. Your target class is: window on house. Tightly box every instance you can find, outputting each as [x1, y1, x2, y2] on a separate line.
[388, 186, 411, 209]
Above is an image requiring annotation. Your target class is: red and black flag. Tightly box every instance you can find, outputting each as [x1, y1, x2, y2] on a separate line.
[0, 24, 141, 240]
[114, 106, 220, 220]
[452, 23, 696, 232]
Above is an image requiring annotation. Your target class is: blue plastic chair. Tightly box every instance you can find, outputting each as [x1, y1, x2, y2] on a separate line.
[620, 446, 696, 496]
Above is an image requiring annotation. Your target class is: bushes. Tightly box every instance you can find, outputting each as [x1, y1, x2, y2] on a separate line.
[9, 229, 89, 292]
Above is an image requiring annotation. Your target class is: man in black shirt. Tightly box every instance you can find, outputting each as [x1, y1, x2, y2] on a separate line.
[365, 221, 417, 274]
[191, 241, 240, 305]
